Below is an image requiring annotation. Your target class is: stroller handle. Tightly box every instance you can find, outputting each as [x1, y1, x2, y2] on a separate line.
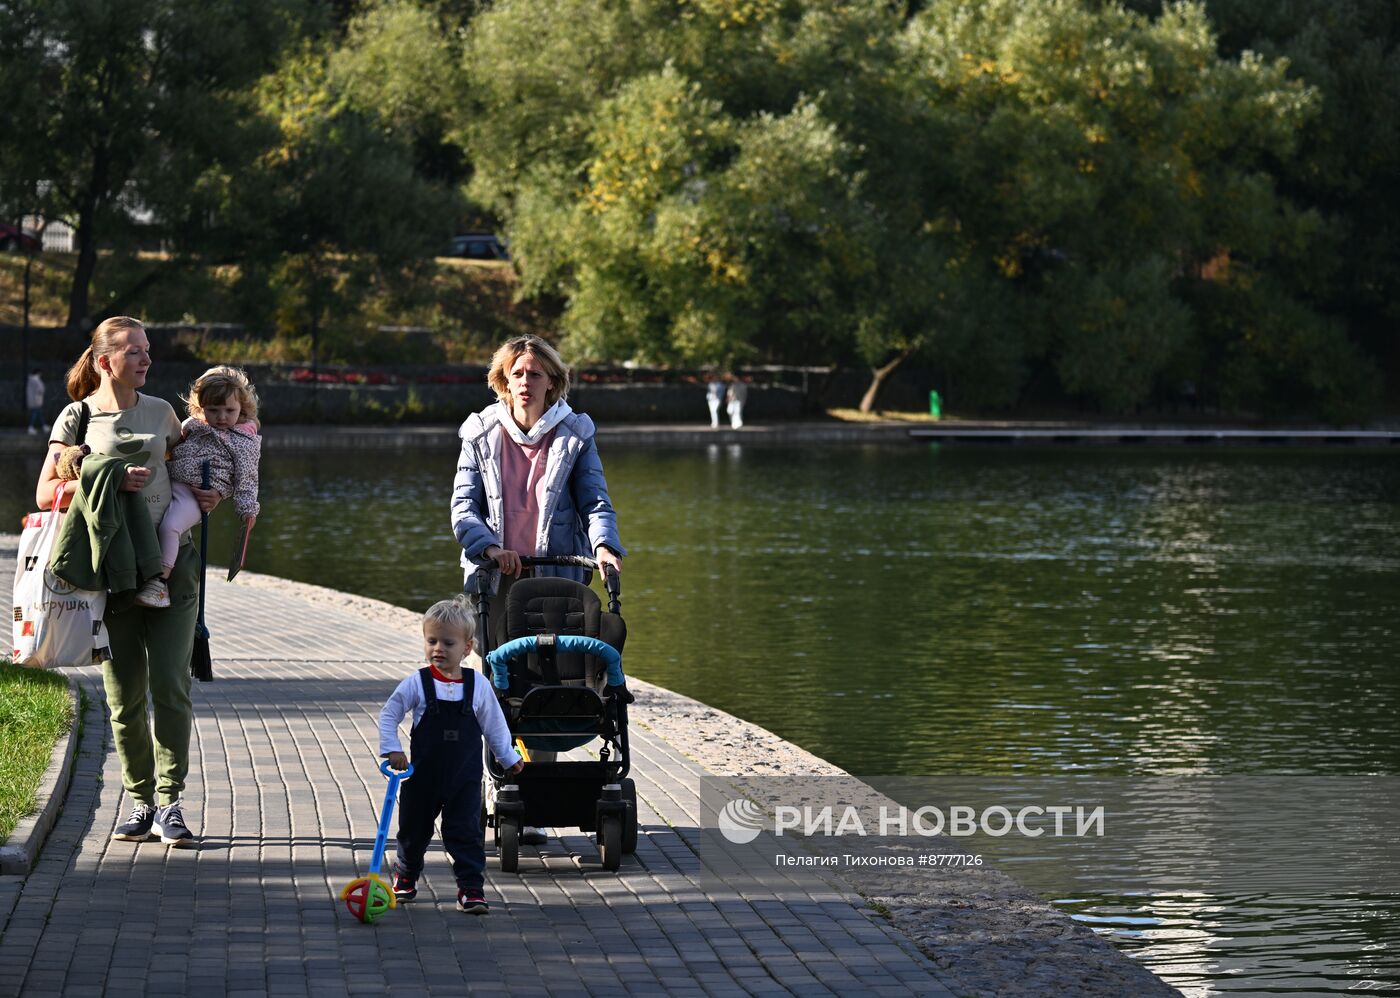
[518, 555, 621, 610]
[487, 634, 624, 691]
[520, 554, 597, 569]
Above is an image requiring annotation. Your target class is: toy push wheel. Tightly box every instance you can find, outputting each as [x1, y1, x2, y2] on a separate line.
[598, 814, 623, 871]
[622, 778, 638, 854]
[498, 817, 520, 873]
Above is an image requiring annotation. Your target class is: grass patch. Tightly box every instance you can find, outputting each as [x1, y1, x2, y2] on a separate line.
[0, 664, 74, 843]
[865, 897, 895, 921]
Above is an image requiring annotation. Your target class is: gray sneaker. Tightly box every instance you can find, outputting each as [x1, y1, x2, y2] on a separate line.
[112, 802, 157, 841]
[154, 800, 195, 847]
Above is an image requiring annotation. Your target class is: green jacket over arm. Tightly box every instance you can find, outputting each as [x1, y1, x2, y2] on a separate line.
[50, 454, 164, 594]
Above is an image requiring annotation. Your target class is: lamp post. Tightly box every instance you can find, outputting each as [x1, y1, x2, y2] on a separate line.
[12, 214, 35, 413]
[22, 231, 34, 381]
[8, 202, 44, 424]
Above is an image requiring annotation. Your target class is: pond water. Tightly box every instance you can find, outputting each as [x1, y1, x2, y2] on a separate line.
[6, 441, 1398, 994]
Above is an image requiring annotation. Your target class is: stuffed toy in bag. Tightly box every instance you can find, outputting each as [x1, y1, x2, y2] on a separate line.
[56, 444, 90, 481]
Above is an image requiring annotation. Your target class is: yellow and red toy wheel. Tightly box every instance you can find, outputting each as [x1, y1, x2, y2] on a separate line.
[339, 873, 396, 923]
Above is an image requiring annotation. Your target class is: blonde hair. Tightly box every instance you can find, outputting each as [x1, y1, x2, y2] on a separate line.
[66, 316, 146, 401]
[423, 594, 477, 651]
[486, 335, 571, 407]
[182, 366, 261, 426]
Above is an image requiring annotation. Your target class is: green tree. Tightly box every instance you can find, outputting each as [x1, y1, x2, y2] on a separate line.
[900, 0, 1345, 414]
[1166, 0, 1397, 411]
[0, 0, 311, 329]
[459, 0, 896, 370]
[329, 0, 470, 187]
[460, 0, 1355, 416]
[219, 3, 463, 371]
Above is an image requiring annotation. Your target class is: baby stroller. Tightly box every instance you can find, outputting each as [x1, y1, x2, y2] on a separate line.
[474, 555, 638, 872]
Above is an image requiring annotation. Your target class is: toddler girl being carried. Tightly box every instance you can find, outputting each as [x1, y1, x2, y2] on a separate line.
[135, 366, 261, 608]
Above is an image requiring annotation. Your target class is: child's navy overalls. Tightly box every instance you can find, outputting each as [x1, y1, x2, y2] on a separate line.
[394, 667, 486, 890]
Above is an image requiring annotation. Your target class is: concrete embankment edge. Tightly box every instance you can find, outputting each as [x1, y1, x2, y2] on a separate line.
[253, 421, 919, 449]
[6, 420, 1398, 455]
[0, 421, 916, 454]
[0, 677, 80, 876]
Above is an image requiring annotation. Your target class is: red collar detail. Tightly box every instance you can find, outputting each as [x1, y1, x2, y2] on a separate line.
[429, 664, 464, 683]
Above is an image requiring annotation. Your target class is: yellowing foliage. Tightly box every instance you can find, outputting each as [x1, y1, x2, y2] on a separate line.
[683, 0, 786, 30]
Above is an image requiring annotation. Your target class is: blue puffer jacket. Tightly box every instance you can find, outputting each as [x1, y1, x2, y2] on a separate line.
[451, 400, 625, 593]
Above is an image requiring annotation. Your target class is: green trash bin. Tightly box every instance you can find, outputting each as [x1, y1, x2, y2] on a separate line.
[928, 390, 942, 420]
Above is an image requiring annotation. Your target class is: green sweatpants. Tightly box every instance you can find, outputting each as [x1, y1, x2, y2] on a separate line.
[100, 539, 199, 807]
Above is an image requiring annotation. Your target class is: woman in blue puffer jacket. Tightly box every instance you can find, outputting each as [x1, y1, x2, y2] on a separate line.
[451, 333, 624, 597]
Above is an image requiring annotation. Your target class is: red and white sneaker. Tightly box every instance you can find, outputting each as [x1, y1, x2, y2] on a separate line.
[457, 889, 489, 915]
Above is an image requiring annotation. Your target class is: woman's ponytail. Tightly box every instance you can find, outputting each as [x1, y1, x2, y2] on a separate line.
[65, 346, 100, 401]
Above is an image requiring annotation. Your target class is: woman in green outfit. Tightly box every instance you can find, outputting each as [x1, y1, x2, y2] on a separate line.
[34, 316, 221, 846]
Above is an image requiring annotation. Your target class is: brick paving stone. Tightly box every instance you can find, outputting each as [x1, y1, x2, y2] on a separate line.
[0, 555, 958, 998]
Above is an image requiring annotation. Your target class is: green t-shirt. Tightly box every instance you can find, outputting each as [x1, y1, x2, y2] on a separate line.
[53, 394, 183, 528]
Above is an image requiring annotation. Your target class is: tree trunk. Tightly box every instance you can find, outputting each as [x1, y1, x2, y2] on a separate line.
[66, 195, 99, 330]
[66, 147, 110, 330]
[858, 348, 916, 414]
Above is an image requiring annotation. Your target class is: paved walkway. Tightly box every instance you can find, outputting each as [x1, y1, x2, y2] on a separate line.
[0, 545, 956, 998]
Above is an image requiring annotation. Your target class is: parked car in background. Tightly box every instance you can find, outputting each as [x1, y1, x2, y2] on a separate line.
[0, 222, 42, 253]
[448, 232, 509, 260]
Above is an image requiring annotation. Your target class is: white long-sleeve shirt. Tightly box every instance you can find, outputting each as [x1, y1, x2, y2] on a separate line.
[378, 666, 522, 769]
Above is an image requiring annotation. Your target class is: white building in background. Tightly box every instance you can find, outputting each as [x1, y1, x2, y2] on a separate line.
[23, 179, 154, 254]
[21, 214, 75, 253]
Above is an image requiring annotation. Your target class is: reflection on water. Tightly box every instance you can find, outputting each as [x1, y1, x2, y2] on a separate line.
[1060, 892, 1400, 995]
[4, 442, 1398, 992]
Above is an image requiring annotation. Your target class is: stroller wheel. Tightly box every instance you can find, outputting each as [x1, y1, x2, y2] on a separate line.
[598, 814, 623, 871]
[498, 818, 520, 873]
[621, 778, 638, 855]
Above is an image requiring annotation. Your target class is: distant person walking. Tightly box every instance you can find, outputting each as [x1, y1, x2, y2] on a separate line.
[726, 374, 748, 430]
[26, 368, 45, 434]
[705, 375, 725, 429]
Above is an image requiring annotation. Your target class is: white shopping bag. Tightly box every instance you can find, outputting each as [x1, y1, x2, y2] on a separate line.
[10, 484, 109, 668]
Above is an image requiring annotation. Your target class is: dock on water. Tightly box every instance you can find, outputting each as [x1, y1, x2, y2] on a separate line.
[908, 426, 1400, 445]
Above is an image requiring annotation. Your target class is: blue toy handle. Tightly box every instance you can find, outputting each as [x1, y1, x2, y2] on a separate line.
[487, 635, 623, 690]
[369, 760, 413, 876]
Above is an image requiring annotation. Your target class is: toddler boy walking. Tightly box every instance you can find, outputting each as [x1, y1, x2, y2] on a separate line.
[379, 595, 523, 913]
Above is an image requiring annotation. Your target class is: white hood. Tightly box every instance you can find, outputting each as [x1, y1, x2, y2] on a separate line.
[493, 398, 573, 445]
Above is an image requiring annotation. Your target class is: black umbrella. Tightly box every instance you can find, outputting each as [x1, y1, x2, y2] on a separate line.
[190, 460, 213, 682]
